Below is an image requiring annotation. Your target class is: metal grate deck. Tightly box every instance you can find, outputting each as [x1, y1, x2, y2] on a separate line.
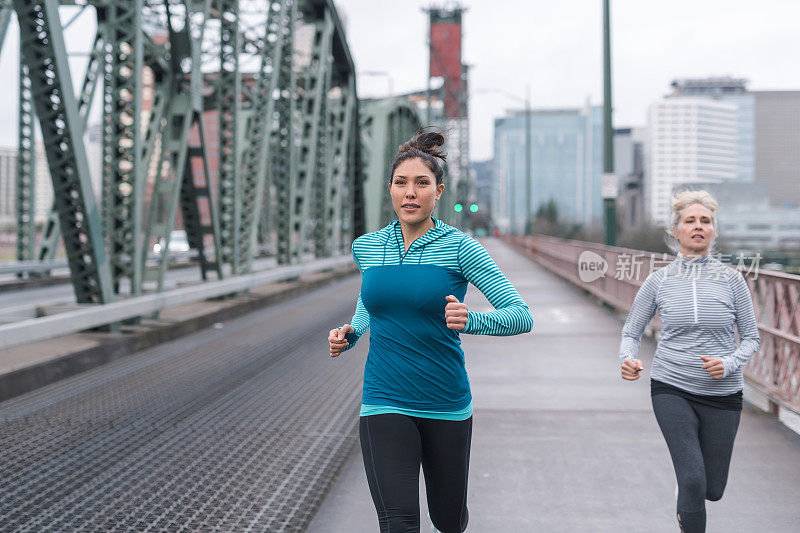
[0, 277, 366, 532]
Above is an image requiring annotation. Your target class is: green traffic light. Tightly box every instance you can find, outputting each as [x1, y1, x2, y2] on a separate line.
[454, 203, 463, 212]
[469, 204, 478, 213]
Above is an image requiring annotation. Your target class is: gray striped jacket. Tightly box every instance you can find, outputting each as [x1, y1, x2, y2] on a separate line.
[619, 254, 760, 395]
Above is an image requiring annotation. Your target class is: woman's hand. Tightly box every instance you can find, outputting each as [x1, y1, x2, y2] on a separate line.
[621, 358, 644, 381]
[700, 356, 725, 379]
[328, 324, 354, 357]
[445, 295, 468, 331]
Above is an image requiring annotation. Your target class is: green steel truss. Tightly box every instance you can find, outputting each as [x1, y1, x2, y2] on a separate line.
[236, 0, 290, 273]
[317, 76, 353, 257]
[216, 0, 241, 270]
[7, 0, 36, 269]
[100, 1, 144, 293]
[272, 0, 297, 266]
[13, 0, 114, 304]
[36, 30, 106, 264]
[15, 57, 36, 265]
[300, 13, 333, 260]
[7, 0, 380, 303]
[141, 0, 222, 291]
[359, 98, 423, 233]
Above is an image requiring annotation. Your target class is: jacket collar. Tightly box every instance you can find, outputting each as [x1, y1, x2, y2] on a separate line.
[676, 251, 711, 266]
[391, 216, 450, 254]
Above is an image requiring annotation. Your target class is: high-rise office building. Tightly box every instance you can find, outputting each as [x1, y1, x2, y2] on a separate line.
[493, 103, 603, 233]
[664, 77, 800, 210]
[647, 98, 738, 224]
[670, 77, 754, 182]
[752, 91, 800, 208]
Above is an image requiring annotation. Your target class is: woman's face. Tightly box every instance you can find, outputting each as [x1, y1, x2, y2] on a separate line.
[673, 203, 715, 256]
[389, 158, 444, 226]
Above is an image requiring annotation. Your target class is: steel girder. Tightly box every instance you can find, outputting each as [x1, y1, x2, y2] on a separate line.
[36, 30, 106, 265]
[8, 0, 365, 301]
[15, 57, 36, 266]
[236, 0, 290, 273]
[142, 0, 222, 291]
[272, 0, 298, 266]
[299, 13, 333, 260]
[13, 0, 114, 304]
[271, 1, 297, 265]
[216, 0, 241, 270]
[359, 98, 423, 233]
[100, 1, 145, 293]
[317, 76, 353, 257]
[280, 0, 357, 263]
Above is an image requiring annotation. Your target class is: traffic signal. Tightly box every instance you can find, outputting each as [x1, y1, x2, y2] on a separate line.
[469, 203, 478, 213]
[454, 203, 463, 213]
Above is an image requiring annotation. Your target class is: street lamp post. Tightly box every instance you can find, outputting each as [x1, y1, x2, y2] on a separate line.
[602, 0, 617, 246]
[524, 85, 532, 235]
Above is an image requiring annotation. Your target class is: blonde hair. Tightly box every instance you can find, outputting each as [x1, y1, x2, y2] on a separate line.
[665, 189, 719, 253]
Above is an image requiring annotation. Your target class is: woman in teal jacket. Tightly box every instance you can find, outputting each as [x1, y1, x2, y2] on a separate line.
[328, 131, 532, 532]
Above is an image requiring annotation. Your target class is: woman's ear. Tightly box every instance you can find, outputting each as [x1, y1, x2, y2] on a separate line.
[436, 183, 444, 200]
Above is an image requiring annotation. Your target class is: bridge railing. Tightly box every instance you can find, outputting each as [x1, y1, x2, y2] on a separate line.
[0, 255, 353, 351]
[505, 234, 800, 415]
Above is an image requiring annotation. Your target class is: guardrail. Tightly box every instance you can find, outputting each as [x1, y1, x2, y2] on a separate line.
[0, 260, 68, 275]
[0, 256, 353, 351]
[505, 234, 800, 415]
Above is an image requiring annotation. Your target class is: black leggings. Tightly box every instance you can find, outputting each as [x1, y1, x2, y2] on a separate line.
[359, 414, 472, 533]
[652, 394, 741, 533]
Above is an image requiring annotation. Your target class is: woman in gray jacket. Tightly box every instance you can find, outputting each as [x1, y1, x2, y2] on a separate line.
[619, 190, 760, 533]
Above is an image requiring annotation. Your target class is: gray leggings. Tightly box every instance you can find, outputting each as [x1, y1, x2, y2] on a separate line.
[651, 393, 740, 533]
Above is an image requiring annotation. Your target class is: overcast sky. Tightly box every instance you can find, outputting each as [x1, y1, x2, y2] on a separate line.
[339, 0, 800, 160]
[0, 1, 798, 162]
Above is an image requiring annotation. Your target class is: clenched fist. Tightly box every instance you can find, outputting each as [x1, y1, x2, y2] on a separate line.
[445, 295, 468, 331]
[328, 324, 354, 357]
[700, 356, 725, 379]
[621, 358, 644, 381]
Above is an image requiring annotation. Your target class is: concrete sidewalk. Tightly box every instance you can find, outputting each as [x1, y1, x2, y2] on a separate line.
[307, 238, 800, 532]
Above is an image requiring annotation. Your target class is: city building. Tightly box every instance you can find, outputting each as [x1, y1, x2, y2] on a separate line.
[647, 98, 738, 224]
[664, 77, 800, 210]
[0, 147, 16, 229]
[0, 140, 53, 229]
[752, 90, 800, 208]
[669, 77, 754, 182]
[675, 181, 800, 251]
[493, 103, 603, 233]
[614, 127, 647, 230]
[471, 159, 493, 219]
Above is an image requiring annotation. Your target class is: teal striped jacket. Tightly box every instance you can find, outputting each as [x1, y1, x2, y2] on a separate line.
[344, 217, 533, 419]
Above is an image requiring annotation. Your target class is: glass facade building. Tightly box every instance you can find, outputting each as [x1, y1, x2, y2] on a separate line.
[493, 104, 603, 232]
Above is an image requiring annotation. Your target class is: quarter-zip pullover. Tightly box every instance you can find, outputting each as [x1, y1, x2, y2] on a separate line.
[344, 217, 533, 418]
[619, 253, 761, 395]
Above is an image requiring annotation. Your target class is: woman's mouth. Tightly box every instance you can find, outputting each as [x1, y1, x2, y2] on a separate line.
[402, 204, 420, 211]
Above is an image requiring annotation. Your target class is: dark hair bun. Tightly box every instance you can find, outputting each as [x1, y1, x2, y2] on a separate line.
[398, 129, 447, 161]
